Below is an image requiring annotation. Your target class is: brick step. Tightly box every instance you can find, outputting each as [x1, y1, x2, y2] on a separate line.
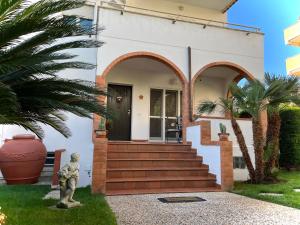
[107, 158, 203, 168]
[108, 143, 192, 152]
[107, 151, 197, 159]
[106, 176, 217, 190]
[106, 187, 222, 196]
[108, 149, 196, 153]
[107, 167, 210, 178]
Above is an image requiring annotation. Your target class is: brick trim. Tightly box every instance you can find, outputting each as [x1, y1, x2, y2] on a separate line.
[51, 149, 66, 186]
[92, 137, 108, 194]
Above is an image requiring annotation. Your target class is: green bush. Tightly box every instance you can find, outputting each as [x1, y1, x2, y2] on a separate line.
[279, 107, 300, 169]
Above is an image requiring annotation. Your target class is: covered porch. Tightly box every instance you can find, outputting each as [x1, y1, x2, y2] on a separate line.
[101, 53, 188, 142]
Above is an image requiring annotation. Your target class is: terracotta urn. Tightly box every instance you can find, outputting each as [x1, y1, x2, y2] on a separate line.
[218, 133, 230, 141]
[0, 134, 47, 184]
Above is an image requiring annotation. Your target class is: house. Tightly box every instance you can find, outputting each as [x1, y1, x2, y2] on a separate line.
[0, 0, 264, 194]
[284, 19, 300, 75]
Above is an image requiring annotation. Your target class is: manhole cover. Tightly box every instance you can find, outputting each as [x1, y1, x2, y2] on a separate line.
[158, 196, 206, 203]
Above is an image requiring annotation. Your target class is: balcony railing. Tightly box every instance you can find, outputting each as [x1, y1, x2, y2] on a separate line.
[100, 1, 262, 34]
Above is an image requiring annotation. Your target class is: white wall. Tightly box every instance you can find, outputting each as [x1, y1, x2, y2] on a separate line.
[123, 0, 228, 22]
[197, 118, 255, 181]
[107, 65, 182, 140]
[187, 125, 221, 184]
[193, 76, 227, 117]
[97, 8, 264, 82]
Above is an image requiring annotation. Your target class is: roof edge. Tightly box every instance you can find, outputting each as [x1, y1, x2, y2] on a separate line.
[222, 0, 238, 13]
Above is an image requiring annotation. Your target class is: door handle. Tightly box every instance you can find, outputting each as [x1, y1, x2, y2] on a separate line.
[128, 109, 131, 115]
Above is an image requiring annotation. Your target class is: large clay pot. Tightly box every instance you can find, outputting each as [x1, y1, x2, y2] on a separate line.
[0, 134, 47, 184]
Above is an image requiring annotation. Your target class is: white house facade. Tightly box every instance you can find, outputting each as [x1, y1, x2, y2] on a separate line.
[0, 0, 264, 193]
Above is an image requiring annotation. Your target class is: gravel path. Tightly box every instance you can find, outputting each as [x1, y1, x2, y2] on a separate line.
[106, 192, 300, 225]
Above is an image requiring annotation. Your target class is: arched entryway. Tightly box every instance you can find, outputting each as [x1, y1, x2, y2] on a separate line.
[96, 52, 188, 142]
[192, 61, 254, 118]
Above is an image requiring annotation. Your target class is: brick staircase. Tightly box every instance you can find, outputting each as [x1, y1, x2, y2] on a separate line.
[106, 142, 221, 195]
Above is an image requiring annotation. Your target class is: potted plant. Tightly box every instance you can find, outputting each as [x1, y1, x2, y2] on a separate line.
[218, 123, 230, 141]
[95, 117, 107, 138]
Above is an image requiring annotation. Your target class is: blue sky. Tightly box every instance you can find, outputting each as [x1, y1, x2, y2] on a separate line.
[228, 0, 300, 75]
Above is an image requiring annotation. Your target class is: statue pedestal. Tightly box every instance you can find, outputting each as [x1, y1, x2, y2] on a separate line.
[56, 201, 82, 209]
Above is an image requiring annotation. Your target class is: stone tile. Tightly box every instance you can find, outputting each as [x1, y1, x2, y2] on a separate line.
[43, 190, 60, 200]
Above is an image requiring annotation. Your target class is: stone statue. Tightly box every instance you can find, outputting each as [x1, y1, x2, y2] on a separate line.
[56, 153, 81, 209]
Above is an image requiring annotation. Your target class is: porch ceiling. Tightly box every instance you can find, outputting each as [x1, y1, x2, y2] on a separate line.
[162, 0, 238, 12]
[200, 66, 240, 79]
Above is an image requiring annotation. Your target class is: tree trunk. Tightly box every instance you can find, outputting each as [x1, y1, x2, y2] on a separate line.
[231, 117, 256, 182]
[252, 117, 265, 183]
[265, 112, 281, 175]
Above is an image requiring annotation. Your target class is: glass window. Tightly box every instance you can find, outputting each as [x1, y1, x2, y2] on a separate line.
[233, 157, 246, 169]
[165, 90, 177, 117]
[150, 118, 162, 138]
[150, 89, 163, 117]
[79, 18, 93, 31]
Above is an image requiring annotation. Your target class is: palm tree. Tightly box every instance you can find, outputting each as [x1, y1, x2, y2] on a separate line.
[229, 78, 295, 182]
[264, 73, 300, 175]
[198, 98, 256, 182]
[0, 0, 105, 138]
[198, 79, 288, 183]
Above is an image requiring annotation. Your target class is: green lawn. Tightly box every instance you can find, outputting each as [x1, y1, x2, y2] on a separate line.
[233, 171, 300, 209]
[0, 185, 117, 225]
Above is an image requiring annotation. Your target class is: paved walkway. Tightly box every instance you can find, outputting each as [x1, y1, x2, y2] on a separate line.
[107, 192, 300, 225]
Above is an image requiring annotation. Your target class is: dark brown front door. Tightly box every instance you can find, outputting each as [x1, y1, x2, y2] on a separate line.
[107, 84, 132, 141]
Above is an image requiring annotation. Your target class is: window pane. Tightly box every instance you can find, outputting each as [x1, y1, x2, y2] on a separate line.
[150, 89, 163, 116]
[165, 118, 177, 138]
[166, 90, 177, 117]
[79, 18, 93, 31]
[150, 118, 162, 138]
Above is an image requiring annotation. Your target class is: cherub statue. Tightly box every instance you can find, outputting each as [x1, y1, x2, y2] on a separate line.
[56, 153, 81, 209]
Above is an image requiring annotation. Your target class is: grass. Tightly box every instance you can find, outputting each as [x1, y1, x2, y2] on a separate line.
[0, 185, 117, 225]
[233, 171, 300, 209]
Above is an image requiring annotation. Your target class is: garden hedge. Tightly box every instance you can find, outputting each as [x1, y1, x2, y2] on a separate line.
[279, 107, 300, 169]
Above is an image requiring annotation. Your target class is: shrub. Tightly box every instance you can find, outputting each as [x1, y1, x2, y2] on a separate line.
[279, 107, 300, 169]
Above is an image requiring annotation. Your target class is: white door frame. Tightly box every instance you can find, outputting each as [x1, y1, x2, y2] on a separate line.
[149, 88, 181, 141]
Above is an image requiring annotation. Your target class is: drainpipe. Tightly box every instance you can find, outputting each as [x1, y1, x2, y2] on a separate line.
[188, 46, 193, 122]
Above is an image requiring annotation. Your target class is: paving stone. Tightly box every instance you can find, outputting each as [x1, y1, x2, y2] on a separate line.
[259, 193, 284, 197]
[43, 190, 60, 200]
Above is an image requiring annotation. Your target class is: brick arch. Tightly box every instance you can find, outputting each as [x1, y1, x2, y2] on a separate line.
[101, 51, 188, 86]
[192, 61, 255, 86]
[191, 61, 255, 119]
[97, 51, 189, 143]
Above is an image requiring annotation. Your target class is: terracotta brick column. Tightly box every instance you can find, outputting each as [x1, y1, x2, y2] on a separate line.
[92, 136, 108, 194]
[220, 140, 234, 191]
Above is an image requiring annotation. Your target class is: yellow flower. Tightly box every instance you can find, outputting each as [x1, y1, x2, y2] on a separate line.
[0, 207, 6, 225]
